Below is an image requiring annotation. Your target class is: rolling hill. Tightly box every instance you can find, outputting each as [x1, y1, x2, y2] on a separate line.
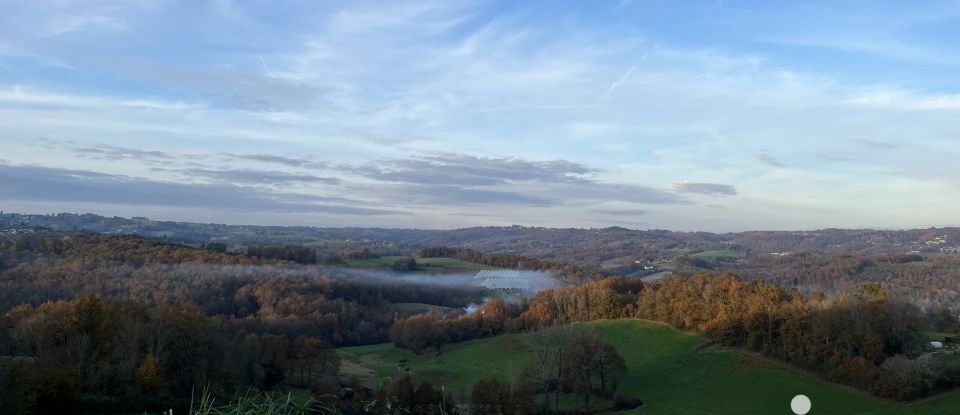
[338, 320, 960, 414]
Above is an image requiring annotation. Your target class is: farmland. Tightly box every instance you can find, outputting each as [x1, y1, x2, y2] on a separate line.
[689, 249, 744, 259]
[344, 256, 500, 274]
[338, 320, 960, 414]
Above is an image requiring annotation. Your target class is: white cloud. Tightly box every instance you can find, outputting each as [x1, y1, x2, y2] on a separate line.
[45, 15, 126, 36]
[0, 86, 203, 111]
[1, 1, 959, 230]
[845, 90, 960, 111]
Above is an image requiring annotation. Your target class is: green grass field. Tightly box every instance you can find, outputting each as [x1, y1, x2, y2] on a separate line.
[344, 256, 499, 274]
[415, 257, 500, 271]
[923, 331, 954, 341]
[337, 320, 960, 414]
[689, 249, 743, 260]
[391, 303, 460, 312]
[343, 257, 392, 267]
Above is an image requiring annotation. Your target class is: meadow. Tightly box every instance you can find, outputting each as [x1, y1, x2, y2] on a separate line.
[338, 320, 960, 414]
[688, 249, 744, 260]
[344, 256, 499, 273]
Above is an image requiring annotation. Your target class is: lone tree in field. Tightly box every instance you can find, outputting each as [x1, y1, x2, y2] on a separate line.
[525, 324, 627, 412]
[559, 326, 627, 411]
[391, 256, 417, 271]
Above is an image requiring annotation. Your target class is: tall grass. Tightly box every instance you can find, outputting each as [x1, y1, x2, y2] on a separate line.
[188, 389, 339, 415]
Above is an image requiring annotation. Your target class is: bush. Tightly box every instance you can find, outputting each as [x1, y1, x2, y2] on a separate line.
[391, 257, 417, 272]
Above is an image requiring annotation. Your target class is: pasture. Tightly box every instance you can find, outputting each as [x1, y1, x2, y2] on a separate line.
[344, 256, 499, 274]
[689, 249, 743, 260]
[337, 320, 960, 414]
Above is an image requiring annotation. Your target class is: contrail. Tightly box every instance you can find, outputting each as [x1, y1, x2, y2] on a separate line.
[252, 44, 268, 70]
[595, 60, 643, 104]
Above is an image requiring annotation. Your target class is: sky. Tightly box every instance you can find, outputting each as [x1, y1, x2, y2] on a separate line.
[1, 0, 958, 231]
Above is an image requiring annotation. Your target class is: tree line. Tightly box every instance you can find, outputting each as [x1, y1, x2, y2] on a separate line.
[369, 324, 631, 414]
[388, 273, 959, 401]
[415, 247, 604, 283]
[2, 233, 958, 411]
[635, 274, 959, 400]
[713, 253, 960, 311]
[247, 244, 319, 264]
[0, 234, 486, 413]
[0, 294, 340, 413]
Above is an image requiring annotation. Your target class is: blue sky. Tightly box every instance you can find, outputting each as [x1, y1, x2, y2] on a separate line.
[1, 0, 958, 231]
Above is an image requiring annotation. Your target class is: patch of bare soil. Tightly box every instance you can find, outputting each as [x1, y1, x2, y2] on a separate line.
[498, 334, 530, 352]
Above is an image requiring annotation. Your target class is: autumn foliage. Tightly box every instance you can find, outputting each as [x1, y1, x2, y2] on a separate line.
[389, 273, 959, 401]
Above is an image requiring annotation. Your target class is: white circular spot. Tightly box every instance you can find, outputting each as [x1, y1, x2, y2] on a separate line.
[791, 394, 811, 415]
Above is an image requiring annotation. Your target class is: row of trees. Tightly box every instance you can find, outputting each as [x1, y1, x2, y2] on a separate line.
[389, 300, 524, 354]
[0, 234, 484, 346]
[388, 273, 958, 401]
[523, 325, 629, 412]
[381, 325, 629, 414]
[389, 276, 645, 354]
[0, 234, 491, 414]
[0, 294, 340, 414]
[635, 275, 959, 400]
[247, 244, 318, 264]
[721, 253, 960, 311]
[3, 233, 957, 408]
[414, 229, 960, 311]
[414, 247, 604, 283]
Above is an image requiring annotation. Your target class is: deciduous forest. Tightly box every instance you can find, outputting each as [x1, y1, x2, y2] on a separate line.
[1, 232, 958, 414]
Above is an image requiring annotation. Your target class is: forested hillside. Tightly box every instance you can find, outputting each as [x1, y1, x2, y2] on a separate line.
[0, 234, 483, 413]
[1, 232, 958, 413]
[714, 253, 960, 311]
[342, 320, 960, 414]
[388, 273, 960, 401]
[6, 213, 960, 265]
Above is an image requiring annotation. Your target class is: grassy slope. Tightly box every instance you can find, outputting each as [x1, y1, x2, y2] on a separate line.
[415, 257, 500, 271]
[338, 333, 530, 399]
[344, 256, 500, 273]
[689, 249, 743, 259]
[337, 320, 960, 414]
